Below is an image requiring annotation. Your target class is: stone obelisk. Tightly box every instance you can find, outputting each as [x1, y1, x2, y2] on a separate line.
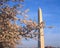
[38, 8, 44, 48]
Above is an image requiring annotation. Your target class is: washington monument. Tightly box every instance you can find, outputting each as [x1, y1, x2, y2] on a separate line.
[38, 8, 44, 48]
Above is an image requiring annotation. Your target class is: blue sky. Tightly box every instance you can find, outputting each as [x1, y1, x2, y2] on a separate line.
[19, 0, 60, 47]
[7, 0, 60, 47]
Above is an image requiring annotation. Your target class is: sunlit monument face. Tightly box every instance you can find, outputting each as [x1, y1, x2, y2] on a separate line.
[38, 8, 44, 48]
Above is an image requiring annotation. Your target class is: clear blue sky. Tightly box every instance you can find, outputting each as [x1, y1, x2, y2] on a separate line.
[7, 0, 60, 47]
[22, 0, 60, 47]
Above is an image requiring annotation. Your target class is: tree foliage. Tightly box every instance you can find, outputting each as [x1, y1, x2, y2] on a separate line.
[0, 0, 38, 48]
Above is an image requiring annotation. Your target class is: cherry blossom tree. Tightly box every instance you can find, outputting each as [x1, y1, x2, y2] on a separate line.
[0, 0, 38, 48]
